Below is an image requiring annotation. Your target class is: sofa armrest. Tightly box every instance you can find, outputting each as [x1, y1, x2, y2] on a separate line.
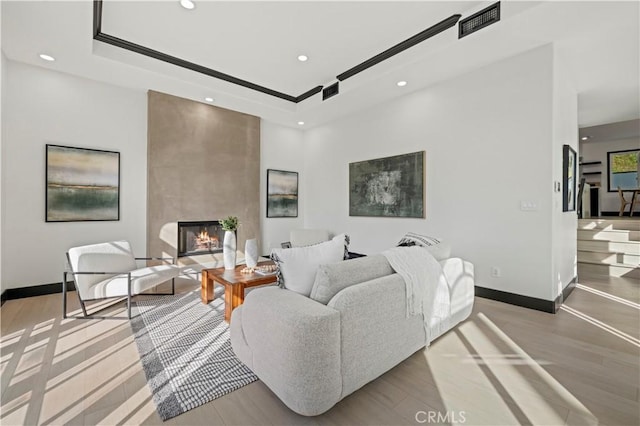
[233, 287, 342, 416]
[440, 258, 475, 319]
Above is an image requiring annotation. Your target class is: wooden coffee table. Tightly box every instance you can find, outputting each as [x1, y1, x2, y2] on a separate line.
[201, 261, 277, 322]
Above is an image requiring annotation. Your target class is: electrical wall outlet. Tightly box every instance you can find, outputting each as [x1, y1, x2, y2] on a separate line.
[490, 266, 501, 277]
[520, 200, 539, 211]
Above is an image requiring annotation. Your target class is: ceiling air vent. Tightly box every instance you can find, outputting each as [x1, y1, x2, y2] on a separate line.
[459, 2, 500, 39]
[323, 82, 339, 101]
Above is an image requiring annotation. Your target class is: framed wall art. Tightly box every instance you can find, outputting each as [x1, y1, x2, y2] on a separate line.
[562, 144, 577, 212]
[46, 144, 120, 222]
[349, 151, 425, 218]
[607, 148, 639, 192]
[267, 169, 298, 218]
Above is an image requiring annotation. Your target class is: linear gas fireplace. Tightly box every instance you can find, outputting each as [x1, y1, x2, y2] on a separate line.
[177, 220, 226, 257]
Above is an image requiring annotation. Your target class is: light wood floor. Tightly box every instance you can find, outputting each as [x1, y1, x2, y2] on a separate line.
[1, 271, 638, 426]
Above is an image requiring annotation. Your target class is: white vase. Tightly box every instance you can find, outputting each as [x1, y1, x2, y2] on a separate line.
[223, 231, 237, 270]
[245, 238, 258, 268]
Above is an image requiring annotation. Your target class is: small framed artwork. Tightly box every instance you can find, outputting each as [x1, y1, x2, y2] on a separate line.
[267, 169, 298, 218]
[607, 148, 639, 192]
[562, 144, 577, 212]
[46, 144, 120, 222]
[349, 151, 425, 218]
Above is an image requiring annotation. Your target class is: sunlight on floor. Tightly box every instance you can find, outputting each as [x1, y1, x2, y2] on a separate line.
[90, 383, 156, 425]
[2, 272, 638, 426]
[0, 302, 153, 426]
[424, 324, 520, 425]
[560, 305, 640, 347]
[476, 313, 596, 425]
[453, 353, 552, 365]
[576, 283, 640, 309]
[426, 313, 597, 426]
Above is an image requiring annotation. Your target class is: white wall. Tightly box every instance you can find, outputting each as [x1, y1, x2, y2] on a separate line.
[551, 49, 578, 300]
[301, 45, 566, 301]
[1, 0, 4, 294]
[260, 121, 305, 254]
[580, 138, 640, 213]
[2, 61, 147, 289]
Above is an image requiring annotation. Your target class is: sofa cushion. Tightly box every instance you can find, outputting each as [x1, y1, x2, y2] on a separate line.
[271, 234, 348, 296]
[397, 232, 451, 260]
[309, 254, 394, 304]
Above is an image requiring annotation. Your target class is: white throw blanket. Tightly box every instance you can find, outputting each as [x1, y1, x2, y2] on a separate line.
[382, 246, 452, 345]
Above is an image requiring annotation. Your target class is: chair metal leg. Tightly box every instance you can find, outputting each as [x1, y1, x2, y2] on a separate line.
[127, 272, 132, 319]
[171, 278, 175, 295]
[62, 272, 67, 319]
[74, 285, 89, 317]
[63, 272, 87, 317]
[79, 299, 89, 317]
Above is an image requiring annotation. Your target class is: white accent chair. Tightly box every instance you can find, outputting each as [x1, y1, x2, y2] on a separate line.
[289, 229, 330, 247]
[64, 240, 180, 319]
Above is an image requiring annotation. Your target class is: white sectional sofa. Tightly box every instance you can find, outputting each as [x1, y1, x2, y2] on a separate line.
[230, 253, 474, 416]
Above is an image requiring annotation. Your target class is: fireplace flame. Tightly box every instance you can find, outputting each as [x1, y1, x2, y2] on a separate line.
[194, 229, 219, 250]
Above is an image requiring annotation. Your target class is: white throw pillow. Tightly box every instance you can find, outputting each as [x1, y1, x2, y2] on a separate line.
[271, 234, 349, 296]
[397, 232, 451, 261]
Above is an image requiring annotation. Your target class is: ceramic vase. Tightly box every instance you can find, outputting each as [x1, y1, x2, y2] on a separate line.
[223, 231, 237, 270]
[245, 238, 259, 268]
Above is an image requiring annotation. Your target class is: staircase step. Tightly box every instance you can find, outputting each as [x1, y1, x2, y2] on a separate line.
[578, 218, 640, 231]
[577, 250, 640, 266]
[577, 229, 640, 242]
[578, 261, 640, 279]
[577, 240, 640, 255]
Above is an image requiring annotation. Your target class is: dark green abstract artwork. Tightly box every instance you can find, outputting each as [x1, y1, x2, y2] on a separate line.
[349, 151, 424, 218]
[46, 145, 120, 222]
[267, 169, 298, 218]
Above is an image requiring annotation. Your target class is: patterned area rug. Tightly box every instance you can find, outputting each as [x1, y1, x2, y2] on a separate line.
[130, 288, 257, 421]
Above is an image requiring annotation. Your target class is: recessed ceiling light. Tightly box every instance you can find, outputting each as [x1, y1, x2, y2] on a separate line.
[297, 55, 308, 62]
[39, 54, 55, 62]
[298, 121, 305, 126]
[396, 81, 407, 87]
[180, 0, 195, 10]
[581, 136, 590, 141]
[204, 97, 214, 102]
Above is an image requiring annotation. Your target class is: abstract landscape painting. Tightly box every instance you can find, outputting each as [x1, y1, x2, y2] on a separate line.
[267, 169, 298, 217]
[46, 144, 120, 222]
[349, 151, 424, 217]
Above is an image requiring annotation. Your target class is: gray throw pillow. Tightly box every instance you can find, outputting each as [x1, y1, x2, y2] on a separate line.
[309, 254, 394, 304]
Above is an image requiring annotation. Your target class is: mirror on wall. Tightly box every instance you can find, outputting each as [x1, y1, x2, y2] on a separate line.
[607, 149, 640, 192]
